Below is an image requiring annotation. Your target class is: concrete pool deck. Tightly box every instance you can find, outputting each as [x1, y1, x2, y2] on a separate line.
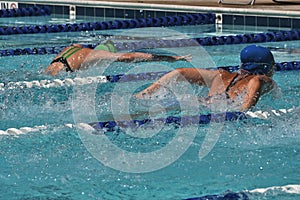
[95, 0, 300, 11]
[92, 0, 300, 16]
[17, 0, 300, 17]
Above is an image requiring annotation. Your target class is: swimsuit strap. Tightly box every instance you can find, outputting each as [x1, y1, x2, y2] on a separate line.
[225, 73, 239, 94]
[60, 46, 82, 59]
[50, 46, 82, 72]
[225, 72, 250, 98]
[51, 57, 73, 72]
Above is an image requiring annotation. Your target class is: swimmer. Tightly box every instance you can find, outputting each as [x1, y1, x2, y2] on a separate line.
[135, 45, 277, 111]
[45, 40, 191, 76]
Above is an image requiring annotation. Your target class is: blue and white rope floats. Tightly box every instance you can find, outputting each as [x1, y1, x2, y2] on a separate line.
[0, 75, 109, 90]
[88, 108, 293, 132]
[184, 184, 300, 200]
[0, 71, 167, 91]
[0, 108, 294, 135]
[0, 61, 299, 91]
[184, 191, 249, 200]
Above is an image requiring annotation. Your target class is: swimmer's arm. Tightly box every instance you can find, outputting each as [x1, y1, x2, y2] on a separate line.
[135, 68, 218, 98]
[115, 52, 192, 62]
[82, 51, 155, 63]
[241, 76, 275, 111]
[81, 49, 192, 64]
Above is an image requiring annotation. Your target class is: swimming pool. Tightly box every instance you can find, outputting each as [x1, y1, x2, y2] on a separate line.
[1, 5, 300, 200]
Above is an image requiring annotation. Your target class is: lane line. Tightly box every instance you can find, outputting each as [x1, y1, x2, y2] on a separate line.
[0, 108, 293, 135]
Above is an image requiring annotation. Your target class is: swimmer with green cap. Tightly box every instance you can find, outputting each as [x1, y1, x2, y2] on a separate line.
[46, 40, 191, 76]
[94, 40, 117, 53]
[135, 45, 277, 111]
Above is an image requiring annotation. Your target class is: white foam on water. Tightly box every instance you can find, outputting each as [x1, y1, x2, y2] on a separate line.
[250, 184, 300, 195]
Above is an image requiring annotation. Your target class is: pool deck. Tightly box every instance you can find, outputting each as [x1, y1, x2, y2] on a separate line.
[93, 0, 300, 12]
[19, 0, 300, 17]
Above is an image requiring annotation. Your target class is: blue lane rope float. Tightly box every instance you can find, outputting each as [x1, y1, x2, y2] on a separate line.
[86, 29, 300, 51]
[0, 61, 299, 91]
[0, 13, 215, 35]
[2, 29, 300, 57]
[89, 111, 248, 131]
[99, 62, 300, 82]
[0, 108, 293, 135]
[1, 60, 299, 91]
[88, 108, 292, 131]
[1, 41, 300, 71]
[0, 6, 51, 18]
[0, 45, 67, 56]
[184, 191, 249, 200]
[83, 108, 293, 131]
[112, 29, 300, 50]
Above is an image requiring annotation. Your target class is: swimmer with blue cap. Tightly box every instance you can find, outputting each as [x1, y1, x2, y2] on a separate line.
[136, 45, 276, 111]
[46, 40, 191, 76]
[240, 44, 276, 76]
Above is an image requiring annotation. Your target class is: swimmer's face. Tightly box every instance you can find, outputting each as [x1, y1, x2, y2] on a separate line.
[240, 62, 276, 77]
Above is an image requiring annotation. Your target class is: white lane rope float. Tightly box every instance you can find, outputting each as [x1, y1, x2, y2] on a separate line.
[249, 184, 300, 195]
[0, 108, 294, 135]
[184, 184, 300, 200]
[0, 71, 167, 91]
[1, 60, 299, 91]
[0, 76, 108, 91]
[0, 73, 167, 91]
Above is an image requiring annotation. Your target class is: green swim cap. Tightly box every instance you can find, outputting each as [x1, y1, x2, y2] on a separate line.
[94, 40, 117, 53]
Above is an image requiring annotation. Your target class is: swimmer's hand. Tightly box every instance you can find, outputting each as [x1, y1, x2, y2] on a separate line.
[174, 54, 192, 62]
[45, 62, 64, 76]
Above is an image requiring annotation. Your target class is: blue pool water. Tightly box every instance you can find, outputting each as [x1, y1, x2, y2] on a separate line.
[0, 14, 300, 200]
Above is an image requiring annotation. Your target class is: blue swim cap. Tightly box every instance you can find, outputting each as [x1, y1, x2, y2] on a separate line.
[240, 45, 275, 75]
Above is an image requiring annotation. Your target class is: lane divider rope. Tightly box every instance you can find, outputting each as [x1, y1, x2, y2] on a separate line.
[2, 29, 300, 57]
[1, 60, 299, 91]
[0, 75, 108, 90]
[0, 13, 215, 35]
[0, 71, 166, 91]
[249, 184, 300, 195]
[0, 6, 51, 18]
[0, 108, 294, 135]
[113, 29, 300, 50]
[185, 184, 300, 200]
